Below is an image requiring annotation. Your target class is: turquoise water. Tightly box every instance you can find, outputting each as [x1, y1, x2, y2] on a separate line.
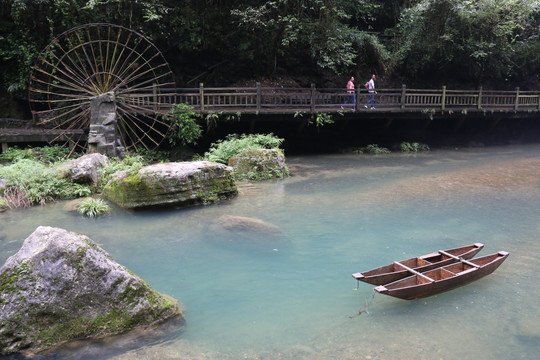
[1, 145, 540, 359]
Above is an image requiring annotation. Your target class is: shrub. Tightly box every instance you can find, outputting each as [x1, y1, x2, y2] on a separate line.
[0, 145, 73, 164]
[77, 197, 111, 217]
[364, 144, 390, 155]
[314, 113, 335, 127]
[167, 103, 203, 146]
[202, 133, 284, 164]
[400, 142, 430, 153]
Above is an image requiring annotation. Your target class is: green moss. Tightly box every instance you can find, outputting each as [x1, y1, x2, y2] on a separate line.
[103, 173, 154, 207]
[0, 261, 34, 306]
[194, 173, 238, 205]
[37, 310, 132, 347]
[33, 283, 179, 349]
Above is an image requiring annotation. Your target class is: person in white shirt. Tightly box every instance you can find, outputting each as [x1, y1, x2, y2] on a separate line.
[365, 74, 377, 109]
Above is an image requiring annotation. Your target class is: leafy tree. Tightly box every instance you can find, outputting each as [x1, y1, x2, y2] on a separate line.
[231, 0, 388, 76]
[391, 0, 540, 87]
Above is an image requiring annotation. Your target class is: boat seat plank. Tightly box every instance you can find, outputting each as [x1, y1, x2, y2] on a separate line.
[393, 262, 434, 282]
[439, 250, 480, 268]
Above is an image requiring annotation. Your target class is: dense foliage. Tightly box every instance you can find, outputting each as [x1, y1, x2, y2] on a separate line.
[0, 0, 538, 110]
[167, 104, 203, 147]
[0, 147, 149, 207]
[0, 159, 92, 205]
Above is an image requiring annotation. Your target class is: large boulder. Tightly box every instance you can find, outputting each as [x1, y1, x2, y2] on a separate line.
[54, 153, 109, 186]
[0, 226, 182, 355]
[228, 148, 289, 181]
[103, 161, 238, 209]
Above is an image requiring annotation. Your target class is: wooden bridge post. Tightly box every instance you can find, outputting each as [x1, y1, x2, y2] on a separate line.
[477, 86, 483, 109]
[153, 83, 158, 112]
[441, 86, 447, 111]
[256, 82, 261, 113]
[310, 83, 316, 113]
[199, 83, 205, 113]
[400, 85, 406, 110]
[357, 85, 362, 110]
[514, 87, 520, 111]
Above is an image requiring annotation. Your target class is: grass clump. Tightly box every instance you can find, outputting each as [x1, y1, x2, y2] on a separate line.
[201, 133, 284, 164]
[77, 197, 111, 217]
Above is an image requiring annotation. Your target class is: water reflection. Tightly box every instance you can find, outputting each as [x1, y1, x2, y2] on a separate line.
[1, 145, 540, 359]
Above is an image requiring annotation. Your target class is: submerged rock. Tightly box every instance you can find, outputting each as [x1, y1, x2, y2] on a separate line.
[228, 148, 289, 181]
[215, 215, 282, 234]
[103, 161, 238, 210]
[0, 226, 182, 355]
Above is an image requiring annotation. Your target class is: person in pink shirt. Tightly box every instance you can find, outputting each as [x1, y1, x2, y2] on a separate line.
[342, 76, 356, 110]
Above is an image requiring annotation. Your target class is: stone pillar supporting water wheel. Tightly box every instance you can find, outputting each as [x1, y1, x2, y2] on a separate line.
[88, 92, 124, 157]
[28, 23, 175, 156]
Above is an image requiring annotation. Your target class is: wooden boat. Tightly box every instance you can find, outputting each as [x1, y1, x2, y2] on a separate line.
[374, 251, 509, 300]
[352, 243, 484, 285]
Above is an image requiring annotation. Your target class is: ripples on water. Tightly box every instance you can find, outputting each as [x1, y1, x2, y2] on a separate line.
[1, 145, 540, 359]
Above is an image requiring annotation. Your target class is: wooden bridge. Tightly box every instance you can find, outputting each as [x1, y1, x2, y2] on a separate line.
[1, 84, 539, 152]
[125, 84, 540, 115]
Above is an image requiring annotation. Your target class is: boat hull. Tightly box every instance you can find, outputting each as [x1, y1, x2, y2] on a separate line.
[353, 243, 484, 285]
[374, 251, 509, 300]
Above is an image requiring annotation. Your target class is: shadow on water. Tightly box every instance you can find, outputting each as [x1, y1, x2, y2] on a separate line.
[2, 144, 540, 359]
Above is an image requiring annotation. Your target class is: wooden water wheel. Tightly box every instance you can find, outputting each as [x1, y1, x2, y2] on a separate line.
[28, 23, 175, 152]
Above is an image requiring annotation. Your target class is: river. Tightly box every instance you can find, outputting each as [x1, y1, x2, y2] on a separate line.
[1, 144, 539, 359]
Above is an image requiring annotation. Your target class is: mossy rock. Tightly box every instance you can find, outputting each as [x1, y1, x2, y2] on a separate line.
[0, 226, 183, 355]
[228, 148, 289, 181]
[103, 161, 238, 209]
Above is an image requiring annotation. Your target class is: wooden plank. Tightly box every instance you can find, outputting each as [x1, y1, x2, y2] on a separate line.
[438, 250, 480, 268]
[393, 261, 434, 282]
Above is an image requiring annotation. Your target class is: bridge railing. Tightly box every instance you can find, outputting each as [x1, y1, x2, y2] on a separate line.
[120, 83, 540, 114]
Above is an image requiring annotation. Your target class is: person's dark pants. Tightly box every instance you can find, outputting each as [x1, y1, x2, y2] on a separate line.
[345, 93, 356, 109]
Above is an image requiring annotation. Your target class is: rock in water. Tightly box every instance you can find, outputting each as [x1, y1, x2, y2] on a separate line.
[215, 215, 282, 234]
[0, 226, 182, 355]
[228, 148, 289, 181]
[103, 161, 238, 209]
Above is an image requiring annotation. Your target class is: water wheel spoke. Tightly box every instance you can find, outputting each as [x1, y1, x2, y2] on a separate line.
[118, 102, 170, 128]
[32, 55, 94, 95]
[117, 108, 165, 147]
